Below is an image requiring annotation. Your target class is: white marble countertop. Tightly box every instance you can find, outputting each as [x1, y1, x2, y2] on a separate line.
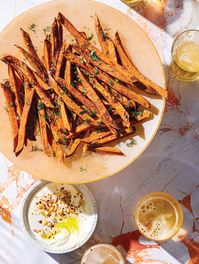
[0, 0, 199, 263]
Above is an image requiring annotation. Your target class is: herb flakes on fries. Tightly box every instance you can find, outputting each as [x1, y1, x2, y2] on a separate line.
[1, 12, 167, 161]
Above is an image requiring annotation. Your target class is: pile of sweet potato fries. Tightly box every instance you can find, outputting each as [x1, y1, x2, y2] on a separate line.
[0, 13, 167, 161]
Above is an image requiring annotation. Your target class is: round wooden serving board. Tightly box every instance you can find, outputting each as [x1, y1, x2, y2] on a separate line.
[0, 0, 166, 183]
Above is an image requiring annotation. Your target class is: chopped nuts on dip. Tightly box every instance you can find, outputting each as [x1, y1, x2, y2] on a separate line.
[25, 183, 97, 253]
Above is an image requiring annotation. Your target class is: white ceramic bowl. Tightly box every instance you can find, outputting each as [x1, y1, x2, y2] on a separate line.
[21, 181, 98, 254]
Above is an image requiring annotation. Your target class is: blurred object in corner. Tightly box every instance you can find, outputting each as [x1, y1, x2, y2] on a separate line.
[122, 0, 167, 28]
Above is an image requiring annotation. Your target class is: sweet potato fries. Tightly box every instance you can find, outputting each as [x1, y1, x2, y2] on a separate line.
[1, 13, 167, 160]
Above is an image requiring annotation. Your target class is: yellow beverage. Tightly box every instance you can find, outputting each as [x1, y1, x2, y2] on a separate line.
[174, 41, 199, 72]
[171, 37, 199, 81]
[134, 192, 183, 242]
[81, 244, 125, 264]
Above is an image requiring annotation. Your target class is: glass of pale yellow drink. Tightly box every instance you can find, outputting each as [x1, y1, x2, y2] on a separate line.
[171, 30, 199, 81]
[134, 192, 183, 242]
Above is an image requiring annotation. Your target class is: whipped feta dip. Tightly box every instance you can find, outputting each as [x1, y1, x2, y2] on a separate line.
[24, 183, 97, 253]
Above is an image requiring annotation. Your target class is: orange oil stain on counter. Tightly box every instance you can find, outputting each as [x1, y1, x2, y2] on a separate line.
[0, 198, 12, 224]
[166, 88, 181, 112]
[179, 234, 199, 264]
[112, 230, 168, 263]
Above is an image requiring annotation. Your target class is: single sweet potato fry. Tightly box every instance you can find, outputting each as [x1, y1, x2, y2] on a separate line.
[43, 36, 52, 72]
[89, 126, 136, 147]
[81, 130, 111, 144]
[94, 15, 108, 55]
[1, 82, 19, 152]
[51, 18, 59, 64]
[115, 31, 167, 98]
[59, 100, 72, 131]
[106, 38, 118, 63]
[15, 81, 35, 154]
[64, 60, 72, 84]
[65, 138, 81, 157]
[48, 112, 65, 162]
[38, 103, 54, 157]
[64, 122, 92, 139]
[15, 45, 46, 79]
[20, 28, 45, 69]
[89, 146, 124, 156]
[8, 65, 23, 117]
[57, 20, 63, 49]
[55, 44, 65, 78]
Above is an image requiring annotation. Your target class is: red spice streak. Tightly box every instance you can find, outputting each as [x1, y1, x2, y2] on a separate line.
[143, 0, 167, 29]
[178, 123, 195, 136]
[112, 230, 159, 252]
[0, 199, 11, 224]
[160, 126, 174, 133]
[180, 194, 194, 215]
[132, 0, 168, 29]
[166, 88, 180, 112]
[0, 165, 34, 225]
[112, 230, 164, 263]
[0, 207, 11, 224]
[179, 235, 199, 264]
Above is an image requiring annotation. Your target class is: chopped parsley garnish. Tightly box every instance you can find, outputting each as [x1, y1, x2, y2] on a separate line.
[134, 111, 143, 116]
[58, 138, 68, 145]
[79, 166, 87, 172]
[31, 146, 43, 152]
[87, 33, 94, 41]
[110, 80, 114, 86]
[84, 118, 91, 123]
[43, 26, 51, 36]
[97, 120, 102, 125]
[94, 67, 99, 75]
[60, 84, 67, 94]
[4, 82, 11, 89]
[97, 128, 102, 133]
[83, 108, 96, 117]
[53, 108, 60, 116]
[125, 101, 134, 109]
[37, 102, 45, 110]
[107, 106, 113, 112]
[4, 106, 8, 113]
[89, 50, 99, 61]
[126, 139, 136, 147]
[71, 81, 77, 88]
[82, 87, 87, 95]
[114, 78, 123, 84]
[102, 31, 108, 41]
[80, 57, 87, 64]
[80, 109, 87, 115]
[44, 112, 50, 122]
[29, 23, 37, 34]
